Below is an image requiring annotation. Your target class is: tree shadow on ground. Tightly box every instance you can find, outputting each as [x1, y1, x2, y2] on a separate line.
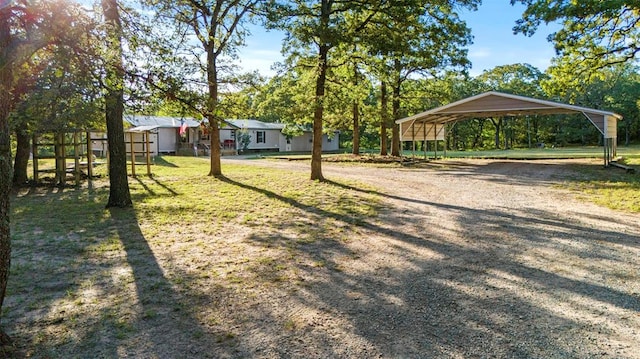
[8, 160, 639, 357]
[153, 156, 179, 167]
[132, 176, 179, 197]
[6, 187, 240, 358]
[221, 173, 640, 357]
[101, 207, 239, 358]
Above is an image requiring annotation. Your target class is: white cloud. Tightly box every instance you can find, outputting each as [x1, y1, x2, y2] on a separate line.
[469, 48, 492, 59]
[237, 48, 283, 76]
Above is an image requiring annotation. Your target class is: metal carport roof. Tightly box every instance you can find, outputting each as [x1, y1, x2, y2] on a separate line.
[396, 91, 622, 137]
[395, 91, 623, 165]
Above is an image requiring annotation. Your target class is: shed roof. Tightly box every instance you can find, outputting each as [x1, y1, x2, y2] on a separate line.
[396, 91, 622, 138]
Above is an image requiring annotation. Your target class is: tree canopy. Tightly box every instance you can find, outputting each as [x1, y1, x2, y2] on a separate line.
[513, 0, 640, 71]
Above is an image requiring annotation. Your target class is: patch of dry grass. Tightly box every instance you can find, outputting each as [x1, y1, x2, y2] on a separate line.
[563, 158, 640, 213]
[7, 156, 381, 357]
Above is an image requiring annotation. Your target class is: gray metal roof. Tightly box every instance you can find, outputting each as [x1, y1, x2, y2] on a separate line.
[396, 91, 622, 139]
[126, 125, 159, 132]
[225, 119, 285, 130]
[124, 115, 201, 128]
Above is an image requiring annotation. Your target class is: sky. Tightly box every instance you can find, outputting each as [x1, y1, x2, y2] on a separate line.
[237, 0, 562, 77]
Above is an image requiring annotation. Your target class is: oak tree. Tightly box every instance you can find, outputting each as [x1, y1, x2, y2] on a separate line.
[0, 0, 86, 346]
[267, 0, 390, 180]
[513, 0, 640, 72]
[364, 0, 477, 156]
[145, 0, 261, 177]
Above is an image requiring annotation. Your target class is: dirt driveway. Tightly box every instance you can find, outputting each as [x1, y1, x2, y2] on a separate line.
[218, 157, 640, 358]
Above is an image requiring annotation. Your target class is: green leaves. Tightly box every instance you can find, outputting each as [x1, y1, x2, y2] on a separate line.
[513, 0, 639, 71]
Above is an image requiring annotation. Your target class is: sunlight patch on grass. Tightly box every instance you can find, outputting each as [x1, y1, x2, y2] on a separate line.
[9, 156, 382, 337]
[563, 161, 640, 213]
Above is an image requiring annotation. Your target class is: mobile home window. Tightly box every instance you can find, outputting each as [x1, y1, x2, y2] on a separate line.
[256, 131, 266, 143]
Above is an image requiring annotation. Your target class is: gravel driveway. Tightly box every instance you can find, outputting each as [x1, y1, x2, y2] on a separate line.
[221, 157, 640, 358]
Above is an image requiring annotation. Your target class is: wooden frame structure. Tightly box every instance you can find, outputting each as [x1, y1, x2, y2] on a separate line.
[396, 91, 623, 166]
[31, 130, 105, 186]
[29, 126, 157, 186]
[125, 125, 156, 177]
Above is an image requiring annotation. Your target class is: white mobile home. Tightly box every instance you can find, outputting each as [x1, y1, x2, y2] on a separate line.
[221, 119, 339, 153]
[94, 116, 339, 158]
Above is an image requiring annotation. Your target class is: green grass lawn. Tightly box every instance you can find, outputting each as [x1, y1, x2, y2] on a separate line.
[405, 146, 610, 159]
[8, 157, 382, 356]
[256, 145, 640, 162]
[411, 145, 640, 160]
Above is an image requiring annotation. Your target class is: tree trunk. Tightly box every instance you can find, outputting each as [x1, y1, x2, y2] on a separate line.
[0, 11, 14, 346]
[490, 118, 502, 149]
[451, 123, 458, 150]
[380, 81, 388, 156]
[12, 130, 30, 185]
[208, 117, 221, 176]
[352, 100, 360, 155]
[503, 118, 509, 149]
[625, 120, 630, 146]
[102, 0, 132, 208]
[471, 119, 484, 149]
[311, 43, 328, 181]
[207, 49, 222, 176]
[391, 83, 400, 157]
[351, 64, 360, 155]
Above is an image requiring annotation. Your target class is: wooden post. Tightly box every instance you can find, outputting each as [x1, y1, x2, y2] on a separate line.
[54, 133, 59, 184]
[145, 130, 151, 176]
[86, 131, 93, 180]
[61, 133, 67, 186]
[129, 132, 136, 177]
[32, 134, 39, 183]
[74, 131, 80, 186]
[55, 133, 62, 185]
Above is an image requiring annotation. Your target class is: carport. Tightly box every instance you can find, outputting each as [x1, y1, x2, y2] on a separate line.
[395, 91, 623, 166]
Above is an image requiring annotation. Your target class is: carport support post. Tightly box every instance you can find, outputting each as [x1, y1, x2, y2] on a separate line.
[435, 139, 438, 159]
[444, 123, 448, 158]
[604, 137, 617, 167]
[428, 123, 435, 159]
[423, 122, 427, 160]
[434, 124, 438, 160]
[411, 122, 416, 159]
[604, 137, 608, 167]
